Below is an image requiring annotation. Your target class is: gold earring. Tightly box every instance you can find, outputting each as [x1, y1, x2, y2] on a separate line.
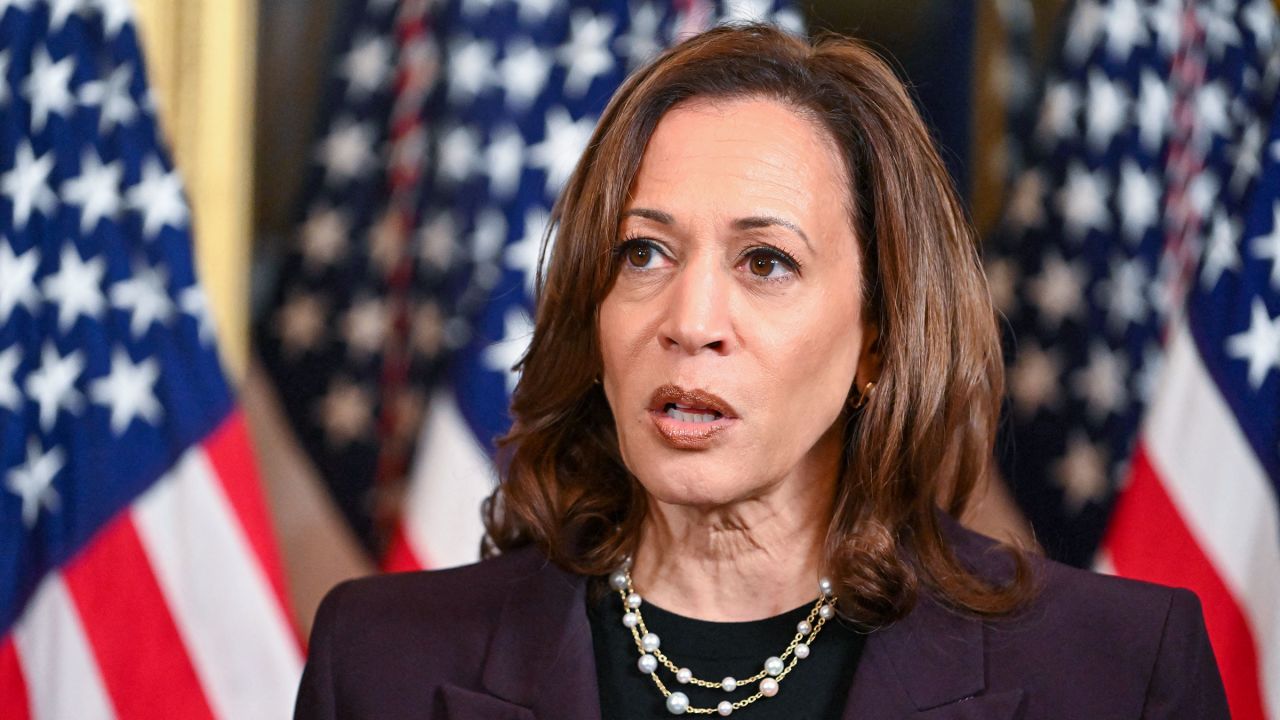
[853, 380, 876, 410]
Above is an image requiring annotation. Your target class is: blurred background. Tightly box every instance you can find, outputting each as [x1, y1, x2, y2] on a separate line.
[2, 0, 1277, 718]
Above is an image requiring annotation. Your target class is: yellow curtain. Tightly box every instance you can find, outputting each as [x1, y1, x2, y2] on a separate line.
[132, 0, 256, 381]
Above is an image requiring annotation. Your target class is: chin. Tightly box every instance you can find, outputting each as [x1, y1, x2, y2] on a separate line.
[633, 459, 759, 509]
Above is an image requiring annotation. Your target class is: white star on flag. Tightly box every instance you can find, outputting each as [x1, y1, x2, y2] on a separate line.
[90, 347, 163, 434]
[1057, 162, 1112, 242]
[497, 39, 552, 112]
[317, 118, 378, 185]
[1225, 298, 1280, 390]
[448, 35, 496, 103]
[0, 0, 38, 20]
[1136, 70, 1171, 152]
[88, 0, 134, 38]
[1011, 343, 1062, 416]
[1030, 252, 1087, 330]
[300, 206, 350, 270]
[483, 306, 534, 395]
[1249, 202, 1280, 291]
[1193, 81, 1231, 149]
[1147, 0, 1183, 57]
[1199, 1, 1243, 59]
[179, 285, 215, 345]
[1054, 432, 1108, 513]
[418, 211, 457, 270]
[0, 242, 40, 323]
[439, 124, 481, 184]
[23, 46, 75, 132]
[1097, 255, 1149, 332]
[529, 107, 596, 196]
[126, 157, 189, 239]
[722, 0, 774, 23]
[615, 2, 664, 70]
[342, 296, 388, 359]
[1230, 121, 1266, 195]
[469, 207, 508, 264]
[1007, 169, 1046, 231]
[42, 244, 107, 332]
[506, 208, 550, 298]
[1243, 0, 1277, 52]
[2, 140, 58, 230]
[1062, 0, 1104, 65]
[558, 10, 616, 97]
[339, 34, 393, 99]
[318, 377, 374, 447]
[276, 291, 327, 356]
[0, 344, 21, 412]
[110, 265, 175, 336]
[485, 125, 526, 200]
[78, 62, 138, 133]
[1085, 70, 1129, 153]
[25, 342, 86, 431]
[47, 0, 85, 34]
[1072, 342, 1128, 421]
[516, 0, 556, 25]
[1103, 0, 1148, 60]
[63, 149, 124, 233]
[1118, 160, 1159, 243]
[5, 438, 64, 528]
[1201, 210, 1242, 290]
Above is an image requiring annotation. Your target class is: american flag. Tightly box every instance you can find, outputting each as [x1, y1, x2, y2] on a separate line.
[0, 1, 301, 718]
[990, 0, 1279, 716]
[255, 0, 804, 566]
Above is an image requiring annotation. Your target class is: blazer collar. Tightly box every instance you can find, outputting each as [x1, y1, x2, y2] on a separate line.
[476, 545, 1007, 720]
[480, 552, 602, 720]
[843, 589, 988, 717]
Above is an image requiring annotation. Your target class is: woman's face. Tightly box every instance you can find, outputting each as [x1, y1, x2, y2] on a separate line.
[597, 97, 878, 508]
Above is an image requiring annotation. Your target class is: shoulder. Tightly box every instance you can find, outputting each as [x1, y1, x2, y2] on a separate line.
[306, 546, 557, 687]
[945, 521, 1227, 716]
[313, 546, 551, 650]
[947, 519, 1188, 634]
[319, 546, 548, 622]
[295, 546, 571, 719]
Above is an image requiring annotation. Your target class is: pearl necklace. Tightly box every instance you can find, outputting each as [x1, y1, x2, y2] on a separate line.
[609, 568, 838, 716]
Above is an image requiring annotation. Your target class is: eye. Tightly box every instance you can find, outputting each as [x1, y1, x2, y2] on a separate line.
[615, 238, 668, 270]
[741, 248, 799, 280]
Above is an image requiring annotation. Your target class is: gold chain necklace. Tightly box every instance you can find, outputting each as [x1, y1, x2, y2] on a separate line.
[610, 568, 838, 716]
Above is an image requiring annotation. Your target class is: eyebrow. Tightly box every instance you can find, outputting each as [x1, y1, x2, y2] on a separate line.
[622, 208, 813, 252]
[732, 215, 812, 252]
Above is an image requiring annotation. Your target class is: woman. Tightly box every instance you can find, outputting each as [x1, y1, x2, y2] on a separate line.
[294, 25, 1228, 719]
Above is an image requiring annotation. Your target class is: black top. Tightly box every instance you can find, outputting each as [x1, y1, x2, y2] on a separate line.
[587, 588, 866, 719]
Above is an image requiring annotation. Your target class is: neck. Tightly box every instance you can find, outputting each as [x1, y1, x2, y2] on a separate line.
[628, 468, 836, 622]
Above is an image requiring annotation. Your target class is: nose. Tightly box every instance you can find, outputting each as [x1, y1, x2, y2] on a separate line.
[657, 260, 732, 355]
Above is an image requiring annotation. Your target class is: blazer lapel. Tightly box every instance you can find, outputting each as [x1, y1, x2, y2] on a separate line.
[437, 684, 538, 720]
[843, 591, 1024, 719]
[479, 556, 602, 720]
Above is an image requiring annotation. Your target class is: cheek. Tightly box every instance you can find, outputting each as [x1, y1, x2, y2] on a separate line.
[757, 299, 863, 412]
[596, 294, 646, 407]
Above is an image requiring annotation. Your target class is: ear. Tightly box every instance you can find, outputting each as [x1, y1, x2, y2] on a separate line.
[855, 322, 882, 388]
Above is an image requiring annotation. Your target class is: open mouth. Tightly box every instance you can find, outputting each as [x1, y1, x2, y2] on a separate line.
[662, 403, 724, 423]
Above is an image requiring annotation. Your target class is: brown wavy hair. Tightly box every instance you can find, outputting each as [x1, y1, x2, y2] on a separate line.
[482, 23, 1033, 625]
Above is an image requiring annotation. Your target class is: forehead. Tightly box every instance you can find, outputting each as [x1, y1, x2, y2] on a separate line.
[627, 96, 850, 215]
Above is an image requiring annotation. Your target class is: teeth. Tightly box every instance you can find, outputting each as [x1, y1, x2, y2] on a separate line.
[666, 408, 719, 423]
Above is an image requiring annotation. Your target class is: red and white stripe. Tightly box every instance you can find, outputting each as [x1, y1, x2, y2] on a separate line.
[1101, 325, 1280, 720]
[384, 388, 494, 572]
[0, 411, 303, 719]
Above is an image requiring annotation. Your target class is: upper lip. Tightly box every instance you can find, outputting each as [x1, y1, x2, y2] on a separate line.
[648, 384, 737, 418]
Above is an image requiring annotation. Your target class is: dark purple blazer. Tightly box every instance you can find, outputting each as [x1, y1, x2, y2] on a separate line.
[293, 521, 1228, 719]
